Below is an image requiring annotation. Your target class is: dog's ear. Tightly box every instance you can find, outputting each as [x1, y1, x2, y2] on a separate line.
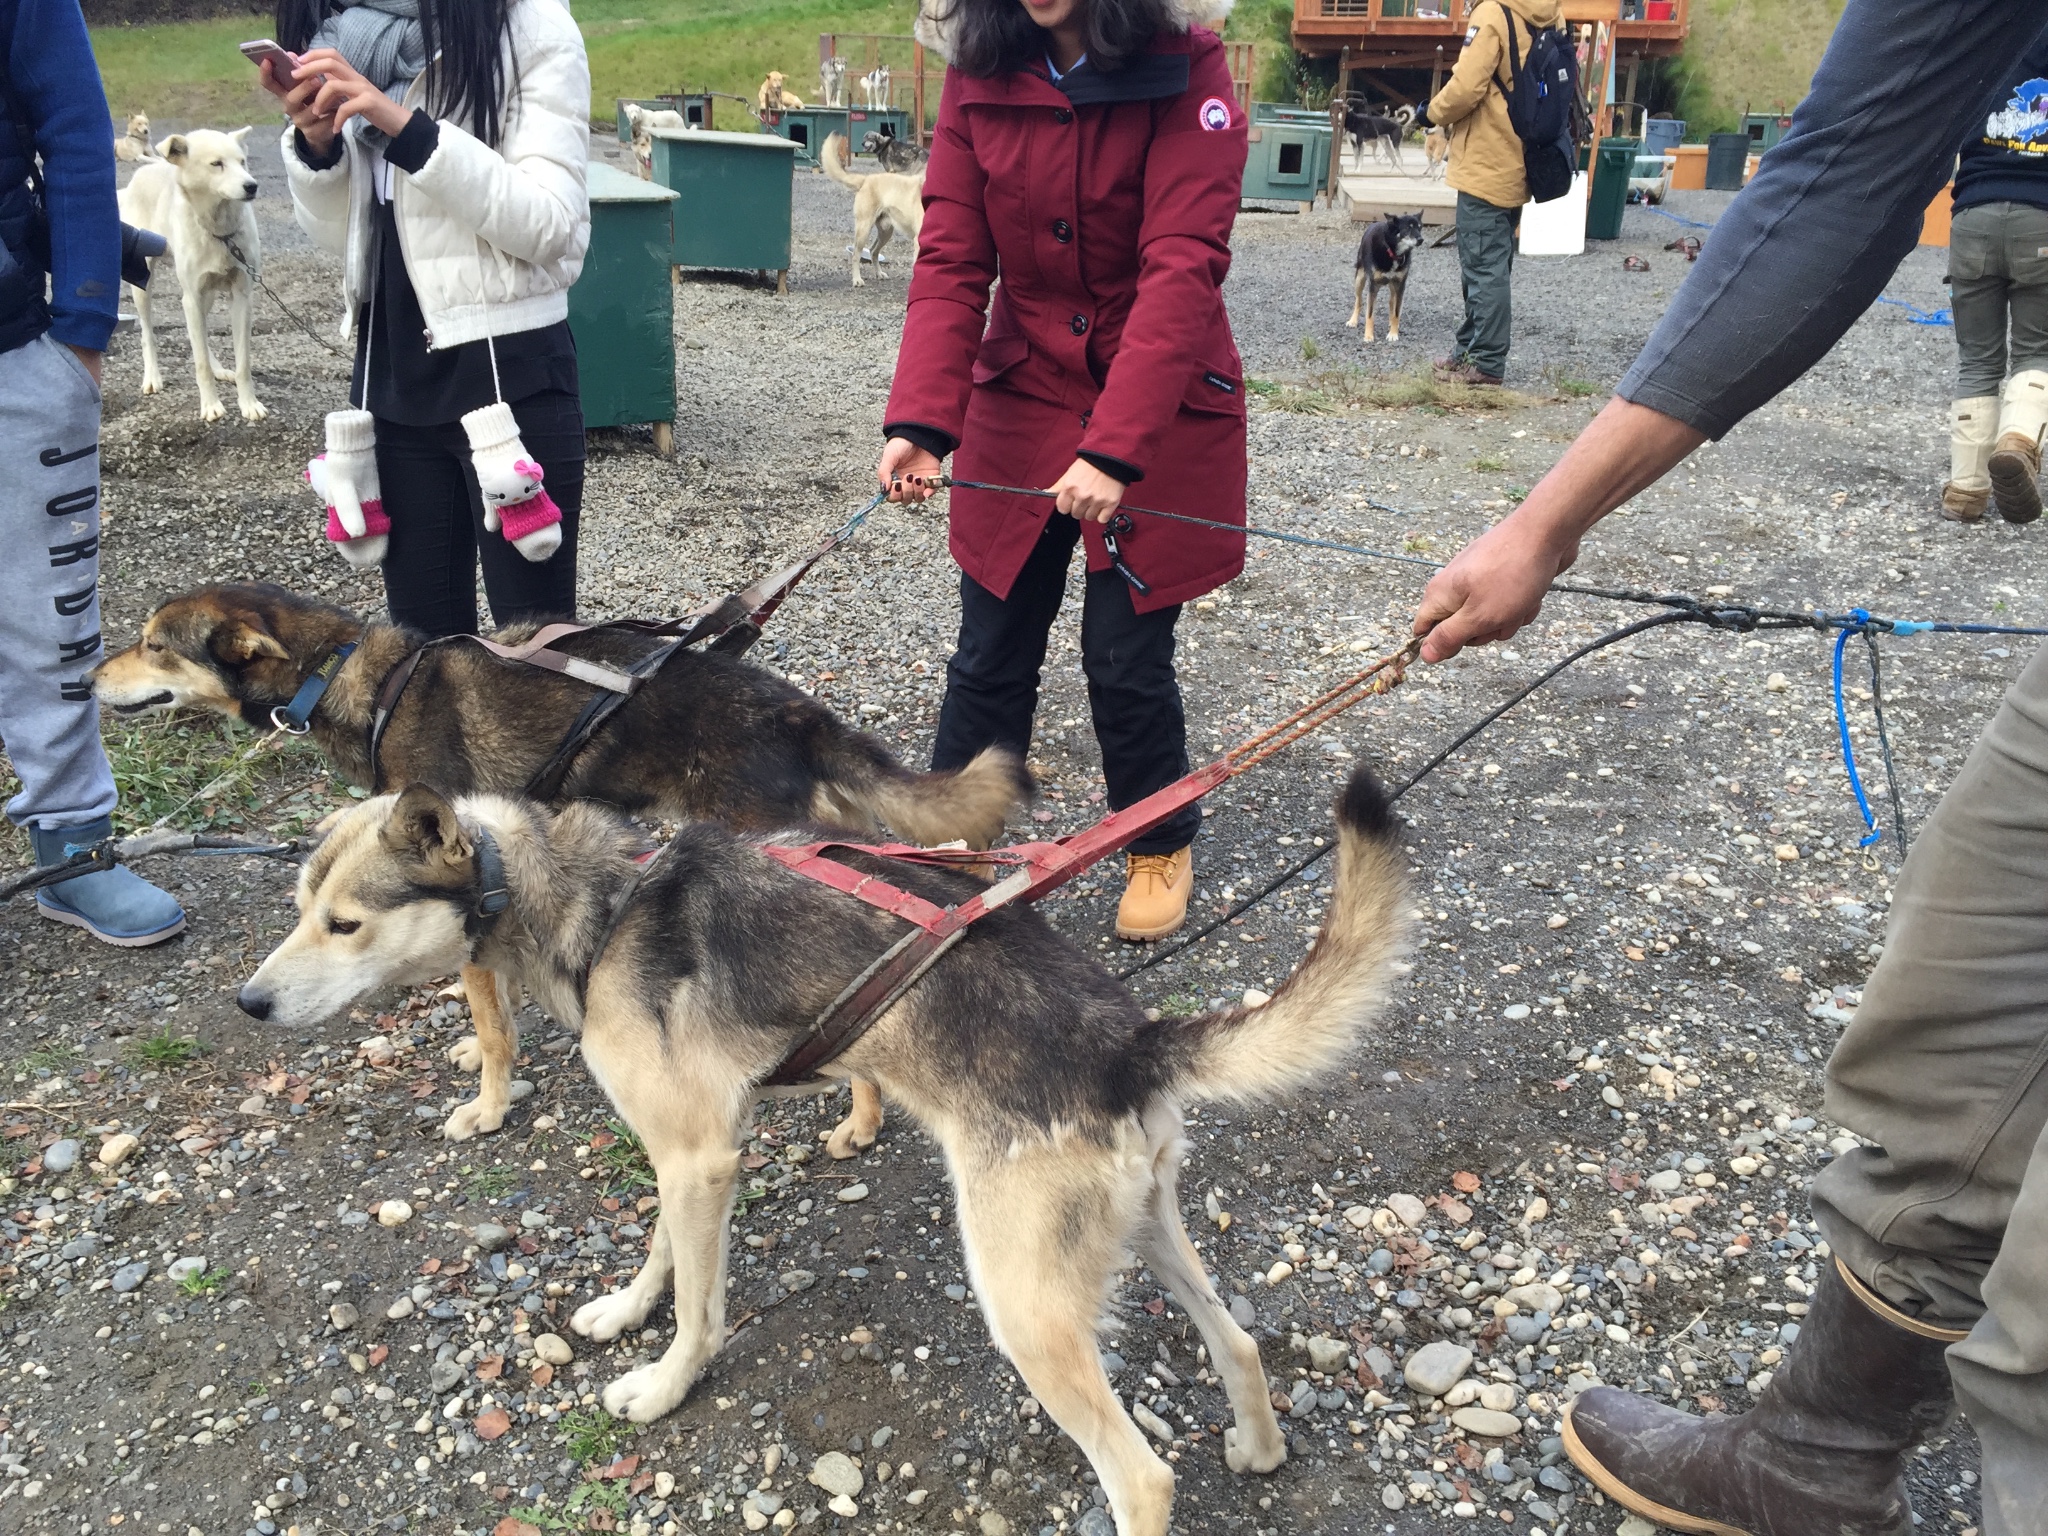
[383, 785, 474, 872]
[211, 614, 290, 664]
[232, 125, 253, 145]
[159, 134, 187, 162]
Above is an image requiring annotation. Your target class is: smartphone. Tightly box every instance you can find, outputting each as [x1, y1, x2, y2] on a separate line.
[240, 38, 300, 78]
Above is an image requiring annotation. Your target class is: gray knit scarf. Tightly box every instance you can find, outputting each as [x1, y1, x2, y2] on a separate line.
[311, 0, 427, 98]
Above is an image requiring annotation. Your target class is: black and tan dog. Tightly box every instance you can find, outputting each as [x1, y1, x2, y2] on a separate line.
[1347, 211, 1424, 344]
[235, 767, 1410, 1532]
[94, 583, 1029, 1151]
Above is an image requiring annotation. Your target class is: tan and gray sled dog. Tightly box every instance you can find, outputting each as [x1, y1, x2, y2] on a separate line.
[117, 126, 267, 423]
[93, 583, 1029, 1152]
[820, 132, 923, 287]
[114, 112, 155, 162]
[236, 767, 1409, 1535]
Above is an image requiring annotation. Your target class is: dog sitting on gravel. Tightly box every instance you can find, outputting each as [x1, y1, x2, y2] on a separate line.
[820, 132, 923, 286]
[117, 126, 267, 423]
[92, 582, 1030, 1154]
[114, 111, 155, 162]
[234, 766, 1409, 1533]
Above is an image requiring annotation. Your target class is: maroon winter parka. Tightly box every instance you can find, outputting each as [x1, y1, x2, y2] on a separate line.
[884, 26, 1250, 614]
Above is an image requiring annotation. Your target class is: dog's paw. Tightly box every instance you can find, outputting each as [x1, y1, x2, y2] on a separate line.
[573, 1289, 653, 1343]
[1223, 1423, 1288, 1476]
[441, 1096, 506, 1142]
[824, 1113, 876, 1161]
[200, 399, 227, 423]
[140, 375, 162, 395]
[210, 356, 235, 382]
[601, 1362, 690, 1424]
[447, 1035, 483, 1072]
[241, 398, 270, 422]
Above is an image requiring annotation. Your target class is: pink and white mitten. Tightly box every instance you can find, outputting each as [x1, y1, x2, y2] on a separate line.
[461, 401, 562, 562]
[309, 408, 389, 568]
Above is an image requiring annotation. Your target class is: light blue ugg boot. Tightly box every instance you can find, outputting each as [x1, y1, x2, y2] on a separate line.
[30, 817, 186, 947]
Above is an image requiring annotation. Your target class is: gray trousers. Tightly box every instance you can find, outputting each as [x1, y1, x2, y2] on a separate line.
[1950, 199, 2048, 398]
[1812, 639, 2048, 1535]
[1453, 191, 1517, 378]
[0, 333, 116, 830]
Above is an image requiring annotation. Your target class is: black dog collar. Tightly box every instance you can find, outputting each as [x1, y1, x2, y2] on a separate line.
[271, 643, 357, 735]
[466, 826, 512, 942]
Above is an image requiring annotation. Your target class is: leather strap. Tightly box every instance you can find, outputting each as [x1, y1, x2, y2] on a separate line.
[465, 825, 512, 944]
[367, 647, 427, 794]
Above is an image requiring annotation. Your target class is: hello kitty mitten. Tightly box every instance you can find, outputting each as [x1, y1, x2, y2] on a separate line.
[461, 400, 563, 562]
[309, 408, 389, 568]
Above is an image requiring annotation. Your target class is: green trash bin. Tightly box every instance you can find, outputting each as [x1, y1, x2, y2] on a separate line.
[647, 127, 797, 291]
[568, 163, 679, 453]
[1586, 136, 1639, 240]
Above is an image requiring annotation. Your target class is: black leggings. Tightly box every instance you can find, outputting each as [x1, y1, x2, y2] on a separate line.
[932, 516, 1200, 855]
[374, 388, 584, 638]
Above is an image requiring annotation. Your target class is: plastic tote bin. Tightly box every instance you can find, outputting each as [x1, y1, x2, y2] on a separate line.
[647, 127, 796, 290]
[1641, 118, 1684, 159]
[568, 163, 679, 452]
[1586, 136, 1638, 240]
[1705, 132, 1751, 190]
[1519, 172, 1587, 255]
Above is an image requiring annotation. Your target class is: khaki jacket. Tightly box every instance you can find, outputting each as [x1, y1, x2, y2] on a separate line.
[1427, 0, 1565, 210]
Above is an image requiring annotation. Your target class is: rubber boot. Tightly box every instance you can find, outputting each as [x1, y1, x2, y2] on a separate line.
[1942, 394, 1997, 522]
[30, 817, 187, 947]
[1988, 369, 2048, 523]
[1562, 1256, 1962, 1536]
[1116, 847, 1193, 942]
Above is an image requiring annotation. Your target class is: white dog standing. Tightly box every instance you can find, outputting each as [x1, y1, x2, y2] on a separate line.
[117, 127, 267, 423]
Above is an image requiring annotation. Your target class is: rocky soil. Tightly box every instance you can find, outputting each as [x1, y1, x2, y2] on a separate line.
[0, 128, 2005, 1536]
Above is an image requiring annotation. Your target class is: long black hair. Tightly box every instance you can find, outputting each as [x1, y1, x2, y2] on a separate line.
[934, 0, 1180, 78]
[277, 0, 513, 147]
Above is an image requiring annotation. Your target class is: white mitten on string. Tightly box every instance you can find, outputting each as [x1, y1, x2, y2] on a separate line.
[308, 408, 389, 568]
[462, 400, 563, 562]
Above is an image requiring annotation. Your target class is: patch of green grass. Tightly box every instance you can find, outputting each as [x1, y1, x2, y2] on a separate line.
[16, 1045, 76, 1077]
[465, 1164, 519, 1201]
[1299, 336, 1321, 362]
[1549, 372, 1600, 399]
[1156, 991, 1204, 1018]
[567, 1480, 631, 1521]
[1246, 366, 1541, 415]
[178, 1265, 231, 1298]
[128, 1025, 204, 1070]
[590, 1120, 656, 1195]
[1401, 532, 1436, 555]
[1505, 486, 1531, 504]
[1470, 455, 1508, 472]
[559, 1406, 627, 1466]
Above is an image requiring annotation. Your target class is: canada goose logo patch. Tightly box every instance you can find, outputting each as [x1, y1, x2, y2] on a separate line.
[1199, 97, 1232, 131]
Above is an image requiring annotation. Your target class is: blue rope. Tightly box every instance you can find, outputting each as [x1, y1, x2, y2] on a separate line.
[1872, 294, 1953, 326]
[1646, 204, 1716, 231]
[1832, 611, 1885, 847]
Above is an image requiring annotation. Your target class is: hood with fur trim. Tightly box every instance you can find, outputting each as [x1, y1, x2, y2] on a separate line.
[916, 0, 1234, 64]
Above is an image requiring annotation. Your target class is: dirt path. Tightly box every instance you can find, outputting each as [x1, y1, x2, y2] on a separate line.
[0, 132, 2000, 1535]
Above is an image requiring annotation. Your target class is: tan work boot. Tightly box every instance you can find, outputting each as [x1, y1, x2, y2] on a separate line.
[1115, 847, 1193, 942]
[1988, 370, 2048, 523]
[1941, 394, 1997, 522]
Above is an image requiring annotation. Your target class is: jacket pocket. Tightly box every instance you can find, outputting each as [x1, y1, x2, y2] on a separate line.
[971, 328, 1030, 385]
[1182, 362, 1247, 417]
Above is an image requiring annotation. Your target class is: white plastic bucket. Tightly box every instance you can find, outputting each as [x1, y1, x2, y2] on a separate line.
[1519, 173, 1588, 256]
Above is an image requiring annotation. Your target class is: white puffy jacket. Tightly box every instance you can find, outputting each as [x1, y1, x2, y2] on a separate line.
[282, 0, 590, 350]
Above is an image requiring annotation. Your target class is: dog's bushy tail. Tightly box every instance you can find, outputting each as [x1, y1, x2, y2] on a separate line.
[820, 134, 865, 188]
[1166, 766, 1409, 1103]
[815, 745, 1033, 849]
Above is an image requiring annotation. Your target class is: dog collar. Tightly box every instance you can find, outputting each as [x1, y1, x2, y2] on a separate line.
[271, 643, 357, 735]
[467, 827, 512, 942]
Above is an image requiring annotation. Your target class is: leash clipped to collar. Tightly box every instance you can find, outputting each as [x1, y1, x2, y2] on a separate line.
[272, 642, 357, 735]
[467, 826, 512, 941]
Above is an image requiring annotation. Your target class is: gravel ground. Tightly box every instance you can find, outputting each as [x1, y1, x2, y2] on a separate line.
[0, 126, 2006, 1536]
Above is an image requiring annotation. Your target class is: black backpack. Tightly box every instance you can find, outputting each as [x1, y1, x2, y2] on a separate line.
[1496, 2, 1585, 204]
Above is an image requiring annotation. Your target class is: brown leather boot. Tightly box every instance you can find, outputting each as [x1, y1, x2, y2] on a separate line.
[1988, 429, 2044, 523]
[1562, 1256, 1962, 1536]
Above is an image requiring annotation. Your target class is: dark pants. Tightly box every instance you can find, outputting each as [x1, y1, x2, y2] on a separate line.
[932, 516, 1200, 855]
[1453, 191, 1518, 380]
[374, 388, 584, 638]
